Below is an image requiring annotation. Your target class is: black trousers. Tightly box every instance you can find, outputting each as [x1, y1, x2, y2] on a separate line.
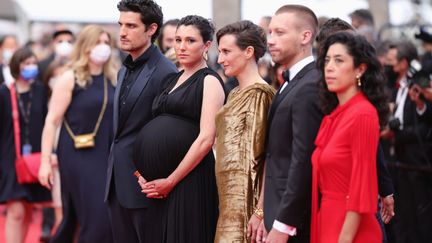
[107, 186, 166, 243]
[391, 168, 432, 243]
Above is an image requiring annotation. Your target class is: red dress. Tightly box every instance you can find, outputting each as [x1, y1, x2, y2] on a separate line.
[310, 93, 382, 243]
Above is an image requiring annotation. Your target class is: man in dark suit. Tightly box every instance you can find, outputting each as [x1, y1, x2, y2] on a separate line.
[105, 1, 177, 242]
[259, 5, 322, 243]
[383, 41, 432, 243]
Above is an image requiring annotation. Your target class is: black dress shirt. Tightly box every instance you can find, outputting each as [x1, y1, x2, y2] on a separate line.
[119, 45, 156, 112]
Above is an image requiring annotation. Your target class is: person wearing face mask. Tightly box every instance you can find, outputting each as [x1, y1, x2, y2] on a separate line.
[37, 29, 75, 83]
[381, 40, 432, 243]
[38, 25, 117, 243]
[0, 35, 19, 86]
[0, 47, 52, 243]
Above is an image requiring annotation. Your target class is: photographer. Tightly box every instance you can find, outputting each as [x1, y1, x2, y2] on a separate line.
[383, 40, 432, 243]
[415, 25, 432, 105]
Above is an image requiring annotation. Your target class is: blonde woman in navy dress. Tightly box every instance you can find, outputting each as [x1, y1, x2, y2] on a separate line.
[39, 25, 117, 243]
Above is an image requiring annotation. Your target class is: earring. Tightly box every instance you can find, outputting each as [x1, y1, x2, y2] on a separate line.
[203, 52, 208, 61]
[356, 75, 362, 87]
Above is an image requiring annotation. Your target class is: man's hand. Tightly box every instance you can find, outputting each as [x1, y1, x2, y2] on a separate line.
[420, 82, 432, 102]
[381, 195, 395, 224]
[380, 127, 394, 140]
[265, 228, 289, 243]
[409, 84, 425, 110]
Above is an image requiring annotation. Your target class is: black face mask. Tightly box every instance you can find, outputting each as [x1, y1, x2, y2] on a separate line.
[384, 65, 399, 88]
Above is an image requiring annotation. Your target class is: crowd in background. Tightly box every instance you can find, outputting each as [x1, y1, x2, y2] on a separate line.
[0, 0, 431, 243]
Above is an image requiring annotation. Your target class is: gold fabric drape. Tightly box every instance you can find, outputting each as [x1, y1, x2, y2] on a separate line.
[214, 83, 275, 243]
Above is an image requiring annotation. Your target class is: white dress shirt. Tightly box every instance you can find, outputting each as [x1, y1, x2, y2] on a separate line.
[279, 55, 315, 94]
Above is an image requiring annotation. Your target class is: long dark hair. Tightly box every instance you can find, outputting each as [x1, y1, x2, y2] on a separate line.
[317, 32, 389, 126]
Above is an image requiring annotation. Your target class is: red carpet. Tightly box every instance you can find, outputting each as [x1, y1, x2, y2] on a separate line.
[0, 205, 43, 243]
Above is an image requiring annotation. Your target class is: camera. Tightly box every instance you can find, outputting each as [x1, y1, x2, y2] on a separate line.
[407, 59, 431, 88]
[388, 116, 401, 131]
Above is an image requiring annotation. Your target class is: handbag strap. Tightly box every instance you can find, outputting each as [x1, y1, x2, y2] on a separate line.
[63, 76, 108, 139]
[8, 84, 23, 160]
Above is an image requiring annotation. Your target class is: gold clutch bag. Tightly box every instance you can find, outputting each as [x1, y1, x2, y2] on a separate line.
[64, 76, 108, 150]
[73, 133, 95, 149]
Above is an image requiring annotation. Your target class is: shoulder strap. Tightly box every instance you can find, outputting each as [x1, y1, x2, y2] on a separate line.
[8, 84, 22, 159]
[63, 77, 108, 138]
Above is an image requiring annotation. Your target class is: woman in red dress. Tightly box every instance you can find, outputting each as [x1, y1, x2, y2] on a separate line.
[311, 32, 389, 243]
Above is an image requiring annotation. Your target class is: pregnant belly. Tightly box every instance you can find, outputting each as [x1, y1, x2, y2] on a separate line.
[133, 114, 199, 181]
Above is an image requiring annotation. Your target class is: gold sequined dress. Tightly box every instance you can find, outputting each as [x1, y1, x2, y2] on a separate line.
[215, 83, 275, 243]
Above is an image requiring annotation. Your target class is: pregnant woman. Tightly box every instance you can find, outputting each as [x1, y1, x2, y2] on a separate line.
[134, 15, 226, 243]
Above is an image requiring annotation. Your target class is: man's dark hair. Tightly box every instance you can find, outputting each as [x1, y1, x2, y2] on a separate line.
[117, 0, 163, 43]
[350, 9, 374, 26]
[178, 15, 215, 42]
[389, 41, 418, 64]
[157, 18, 180, 51]
[216, 20, 267, 62]
[52, 29, 74, 40]
[9, 47, 36, 79]
[316, 18, 354, 44]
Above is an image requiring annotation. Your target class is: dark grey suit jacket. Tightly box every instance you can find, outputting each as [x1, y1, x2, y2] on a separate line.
[264, 62, 322, 241]
[104, 47, 177, 209]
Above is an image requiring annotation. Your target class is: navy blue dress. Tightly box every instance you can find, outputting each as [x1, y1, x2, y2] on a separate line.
[0, 83, 51, 203]
[134, 68, 224, 243]
[52, 74, 114, 243]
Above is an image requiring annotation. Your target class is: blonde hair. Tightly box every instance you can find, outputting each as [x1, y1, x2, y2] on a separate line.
[68, 25, 118, 87]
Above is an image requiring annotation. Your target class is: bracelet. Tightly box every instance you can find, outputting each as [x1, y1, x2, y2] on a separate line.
[253, 207, 264, 220]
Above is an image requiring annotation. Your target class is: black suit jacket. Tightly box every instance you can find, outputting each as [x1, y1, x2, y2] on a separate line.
[104, 47, 177, 208]
[264, 62, 323, 239]
[394, 97, 432, 166]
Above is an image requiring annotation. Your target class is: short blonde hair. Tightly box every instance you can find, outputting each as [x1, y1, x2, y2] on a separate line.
[68, 25, 117, 87]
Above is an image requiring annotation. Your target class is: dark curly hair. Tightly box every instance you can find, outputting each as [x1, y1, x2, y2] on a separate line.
[117, 0, 163, 43]
[216, 20, 267, 62]
[317, 32, 389, 126]
[177, 15, 215, 42]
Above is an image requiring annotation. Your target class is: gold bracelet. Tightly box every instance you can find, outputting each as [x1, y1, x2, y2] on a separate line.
[253, 207, 264, 220]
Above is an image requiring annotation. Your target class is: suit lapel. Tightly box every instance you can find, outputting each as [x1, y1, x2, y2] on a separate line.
[117, 50, 161, 133]
[267, 62, 316, 125]
[114, 67, 126, 136]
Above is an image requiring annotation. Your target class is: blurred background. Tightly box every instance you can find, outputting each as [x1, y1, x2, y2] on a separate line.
[1, 0, 431, 44]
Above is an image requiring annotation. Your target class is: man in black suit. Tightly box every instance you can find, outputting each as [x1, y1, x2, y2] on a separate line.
[105, 0, 177, 242]
[383, 41, 432, 243]
[259, 5, 322, 243]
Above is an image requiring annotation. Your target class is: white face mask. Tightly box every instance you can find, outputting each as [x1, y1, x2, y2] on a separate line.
[90, 44, 111, 65]
[2, 49, 14, 64]
[55, 41, 73, 58]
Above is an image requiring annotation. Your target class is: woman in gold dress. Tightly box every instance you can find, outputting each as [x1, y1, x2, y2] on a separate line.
[215, 20, 275, 242]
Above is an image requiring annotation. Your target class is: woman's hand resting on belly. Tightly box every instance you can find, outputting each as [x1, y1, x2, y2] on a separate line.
[136, 172, 175, 199]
